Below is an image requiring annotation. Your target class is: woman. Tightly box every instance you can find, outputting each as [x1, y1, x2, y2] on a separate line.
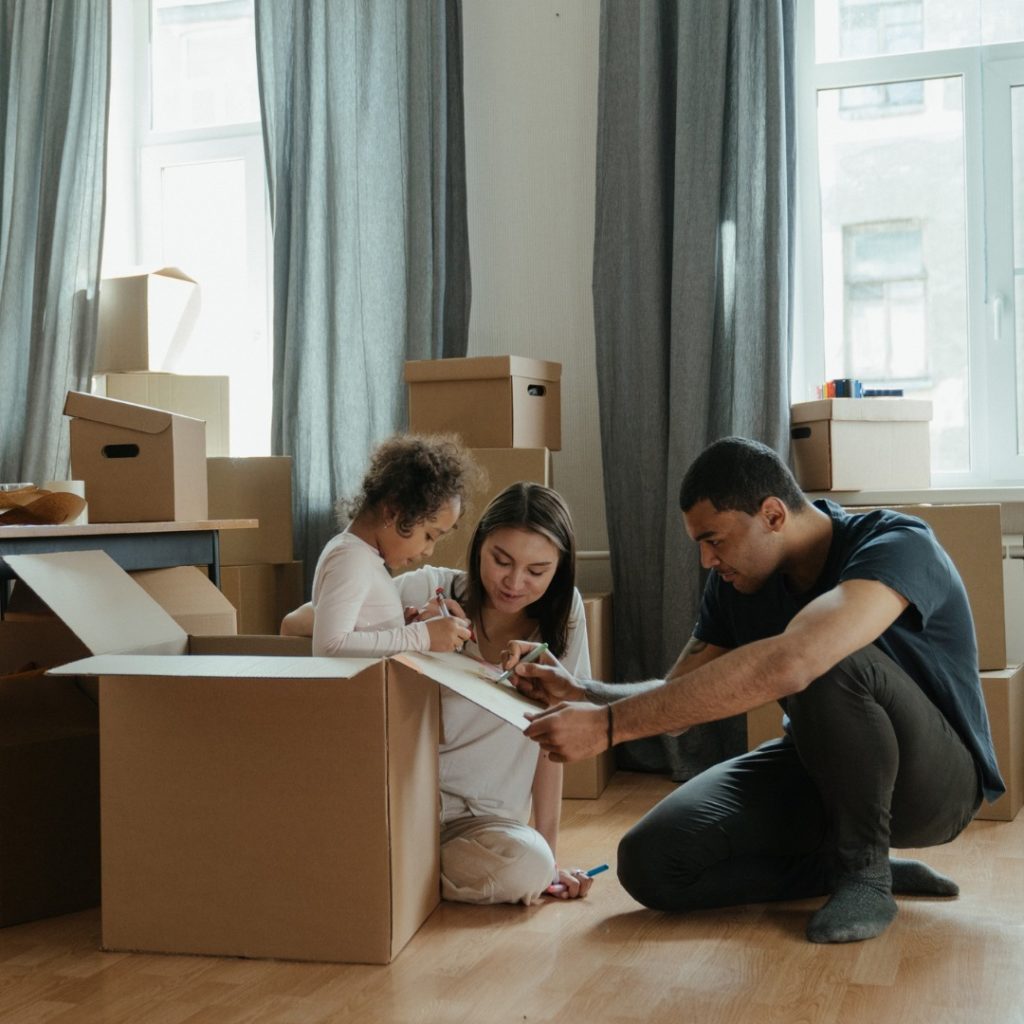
[283, 482, 594, 905]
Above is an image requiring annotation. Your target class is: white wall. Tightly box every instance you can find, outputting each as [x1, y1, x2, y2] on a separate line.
[462, 0, 610, 590]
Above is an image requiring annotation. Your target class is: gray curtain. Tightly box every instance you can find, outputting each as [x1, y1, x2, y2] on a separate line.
[593, 0, 795, 780]
[254, 0, 470, 592]
[0, 1, 109, 483]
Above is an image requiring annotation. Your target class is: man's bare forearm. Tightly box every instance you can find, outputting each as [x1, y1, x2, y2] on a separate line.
[575, 636, 711, 705]
[578, 678, 663, 705]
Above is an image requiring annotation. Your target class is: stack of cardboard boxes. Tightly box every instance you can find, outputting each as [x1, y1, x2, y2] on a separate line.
[207, 458, 303, 634]
[92, 267, 230, 457]
[405, 356, 616, 798]
[753, 402, 1024, 820]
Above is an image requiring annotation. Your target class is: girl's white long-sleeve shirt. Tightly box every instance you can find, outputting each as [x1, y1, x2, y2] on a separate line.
[310, 529, 431, 657]
[309, 532, 591, 824]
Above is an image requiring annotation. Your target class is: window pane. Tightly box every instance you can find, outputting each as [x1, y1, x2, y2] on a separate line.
[151, 0, 260, 131]
[817, 0, 1024, 62]
[158, 159, 271, 454]
[818, 77, 970, 472]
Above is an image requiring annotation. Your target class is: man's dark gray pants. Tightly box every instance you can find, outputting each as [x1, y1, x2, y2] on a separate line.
[617, 645, 982, 910]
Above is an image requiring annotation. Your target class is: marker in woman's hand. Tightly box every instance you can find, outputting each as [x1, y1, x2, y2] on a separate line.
[495, 642, 549, 684]
[435, 587, 451, 617]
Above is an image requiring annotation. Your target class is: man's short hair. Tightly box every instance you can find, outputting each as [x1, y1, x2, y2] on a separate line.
[678, 437, 808, 515]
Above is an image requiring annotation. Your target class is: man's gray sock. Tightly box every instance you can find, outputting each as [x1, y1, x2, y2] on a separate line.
[890, 858, 958, 897]
[806, 876, 898, 944]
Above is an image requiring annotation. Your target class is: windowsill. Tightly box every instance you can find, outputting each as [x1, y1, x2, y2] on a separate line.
[807, 486, 1024, 506]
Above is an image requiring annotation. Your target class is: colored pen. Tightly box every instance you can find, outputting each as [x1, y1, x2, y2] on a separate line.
[545, 863, 610, 894]
[495, 642, 549, 684]
[435, 586, 451, 617]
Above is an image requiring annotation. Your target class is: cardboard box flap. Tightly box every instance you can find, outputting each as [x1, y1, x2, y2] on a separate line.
[5, 551, 186, 657]
[50, 654, 378, 680]
[394, 651, 543, 728]
[403, 356, 561, 384]
[63, 390, 194, 435]
[105, 265, 197, 285]
[791, 398, 933, 424]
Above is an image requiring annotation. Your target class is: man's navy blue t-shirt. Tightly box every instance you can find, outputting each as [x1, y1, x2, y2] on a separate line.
[693, 499, 1004, 803]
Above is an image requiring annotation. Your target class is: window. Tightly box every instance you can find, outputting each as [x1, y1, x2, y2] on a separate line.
[797, 0, 1024, 482]
[104, 0, 271, 456]
[844, 222, 927, 382]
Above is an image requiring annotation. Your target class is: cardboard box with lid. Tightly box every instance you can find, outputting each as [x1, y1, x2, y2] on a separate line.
[405, 356, 561, 450]
[10, 550, 546, 964]
[790, 398, 932, 491]
[64, 390, 208, 523]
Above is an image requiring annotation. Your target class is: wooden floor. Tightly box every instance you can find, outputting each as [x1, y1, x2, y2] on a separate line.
[2, 772, 1023, 1024]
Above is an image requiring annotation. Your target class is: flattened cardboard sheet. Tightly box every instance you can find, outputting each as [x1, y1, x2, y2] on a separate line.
[6, 552, 186, 656]
[394, 651, 543, 728]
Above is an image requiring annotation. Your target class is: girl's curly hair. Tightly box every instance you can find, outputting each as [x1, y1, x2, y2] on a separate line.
[337, 434, 480, 536]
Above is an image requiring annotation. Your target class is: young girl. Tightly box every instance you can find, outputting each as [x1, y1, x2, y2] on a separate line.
[308, 434, 474, 657]
[284, 481, 595, 905]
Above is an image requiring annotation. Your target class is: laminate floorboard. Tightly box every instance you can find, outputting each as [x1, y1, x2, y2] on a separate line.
[1, 772, 1021, 1024]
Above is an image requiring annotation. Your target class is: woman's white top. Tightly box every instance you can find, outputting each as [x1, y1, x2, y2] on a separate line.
[310, 529, 430, 657]
[396, 566, 591, 826]
[309, 534, 591, 824]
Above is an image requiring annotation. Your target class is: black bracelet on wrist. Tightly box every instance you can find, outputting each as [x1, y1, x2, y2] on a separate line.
[606, 703, 615, 750]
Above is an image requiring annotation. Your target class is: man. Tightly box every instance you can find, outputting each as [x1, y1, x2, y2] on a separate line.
[510, 437, 1002, 943]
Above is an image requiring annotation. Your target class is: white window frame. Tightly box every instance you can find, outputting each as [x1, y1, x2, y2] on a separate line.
[795, 1, 1024, 485]
[104, 0, 272, 455]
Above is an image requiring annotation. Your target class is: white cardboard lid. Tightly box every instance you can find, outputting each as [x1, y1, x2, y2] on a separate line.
[403, 355, 562, 384]
[49, 654, 377, 680]
[5, 550, 187, 656]
[395, 651, 542, 728]
[791, 398, 933, 424]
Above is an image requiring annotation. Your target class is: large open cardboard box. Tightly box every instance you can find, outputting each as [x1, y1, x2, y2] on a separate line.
[791, 398, 932, 491]
[64, 390, 208, 523]
[405, 356, 562, 450]
[9, 551, 543, 964]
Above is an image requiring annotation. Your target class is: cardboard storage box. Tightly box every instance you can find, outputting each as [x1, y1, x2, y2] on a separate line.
[850, 504, 1006, 672]
[64, 390, 208, 523]
[0, 619, 100, 926]
[976, 665, 1023, 821]
[424, 448, 552, 571]
[406, 356, 562, 450]
[791, 398, 932, 491]
[219, 561, 304, 635]
[563, 593, 616, 799]
[10, 550, 543, 964]
[207, 457, 294, 566]
[94, 372, 229, 457]
[95, 266, 200, 373]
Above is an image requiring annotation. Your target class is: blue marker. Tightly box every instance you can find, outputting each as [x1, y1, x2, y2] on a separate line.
[546, 863, 609, 895]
